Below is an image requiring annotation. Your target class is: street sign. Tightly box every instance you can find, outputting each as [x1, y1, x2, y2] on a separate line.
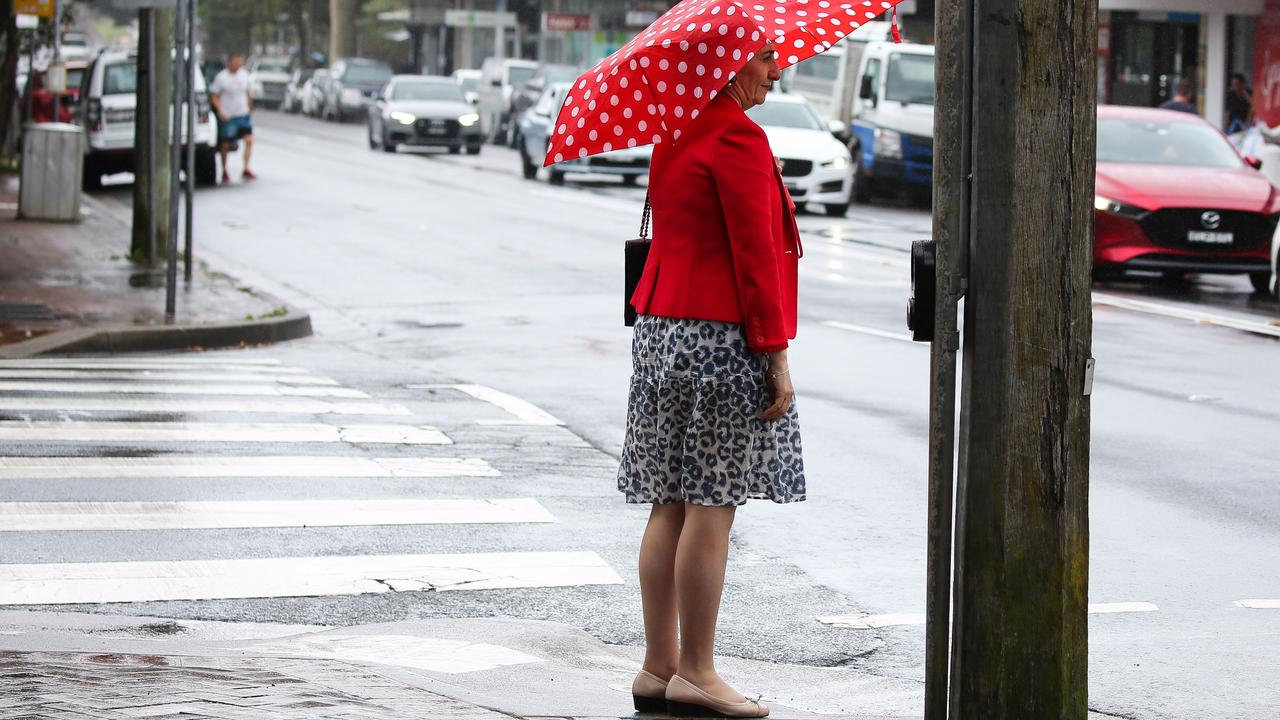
[111, 0, 176, 8]
[13, 0, 54, 17]
[545, 13, 590, 32]
[444, 9, 515, 28]
[15, 14, 39, 28]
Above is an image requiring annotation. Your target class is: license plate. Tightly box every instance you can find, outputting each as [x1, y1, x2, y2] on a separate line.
[427, 121, 447, 135]
[1187, 231, 1233, 244]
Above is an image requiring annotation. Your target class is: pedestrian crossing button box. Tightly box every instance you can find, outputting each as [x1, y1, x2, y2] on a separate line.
[908, 239, 936, 343]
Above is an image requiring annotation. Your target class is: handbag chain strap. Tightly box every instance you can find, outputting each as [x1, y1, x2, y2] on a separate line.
[639, 191, 652, 240]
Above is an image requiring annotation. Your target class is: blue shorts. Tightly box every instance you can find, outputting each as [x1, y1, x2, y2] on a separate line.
[219, 115, 253, 141]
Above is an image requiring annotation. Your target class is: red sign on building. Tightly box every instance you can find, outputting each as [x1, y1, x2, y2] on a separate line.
[545, 13, 591, 32]
[1255, 0, 1280, 127]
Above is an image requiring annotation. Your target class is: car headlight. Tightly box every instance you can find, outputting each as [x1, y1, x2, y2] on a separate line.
[390, 111, 416, 125]
[1093, 195, 1147, 220]
[458, 112, 480, 127]
[341, 87, 362, 102]
[873, 128, 902, 159]
[822, 155, 850, 170]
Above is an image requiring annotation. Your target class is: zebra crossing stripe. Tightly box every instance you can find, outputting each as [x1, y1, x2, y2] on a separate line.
[0, 381, 370, 398]
[1234, 599, 1280, 609]
[0, 498, 556, 531]
[0, 369, 341, 385]
[0, 357, 288, 368]
[0, 421, 452, 445]
[817, 602, 1160, 629]
[0, 397, 413, 416]
[409, 384, 564, 426]
[0, 551, 623, 605]
[0, 456, 499, 479]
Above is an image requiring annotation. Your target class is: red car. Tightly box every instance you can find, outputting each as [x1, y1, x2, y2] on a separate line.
[1094, 105, 1280, 293]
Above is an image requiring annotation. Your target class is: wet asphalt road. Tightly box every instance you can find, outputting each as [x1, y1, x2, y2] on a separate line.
[4, 108, 1279, 719]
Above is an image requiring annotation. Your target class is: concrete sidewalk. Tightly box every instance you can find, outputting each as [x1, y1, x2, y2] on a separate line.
[0, 611, 926, 720]
[0, 173, 310, 357]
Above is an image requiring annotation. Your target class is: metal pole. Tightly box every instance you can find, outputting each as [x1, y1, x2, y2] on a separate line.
[24, 30, 36, 125]
[165, 0, 185, 321]
[51, 0, 61, 122]
[184, 0, 197, 283]
[146, 8, 157, 267]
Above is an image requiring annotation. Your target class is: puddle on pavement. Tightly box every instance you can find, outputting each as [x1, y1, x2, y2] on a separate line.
[128, 272, 168, 288]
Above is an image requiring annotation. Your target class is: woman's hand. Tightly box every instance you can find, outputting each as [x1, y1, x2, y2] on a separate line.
[758, 350, 794, 421]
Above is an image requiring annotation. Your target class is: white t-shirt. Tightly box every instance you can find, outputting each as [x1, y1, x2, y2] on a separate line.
[210, 67, 251, 118]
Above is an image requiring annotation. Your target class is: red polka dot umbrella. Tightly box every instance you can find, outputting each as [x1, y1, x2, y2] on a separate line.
[544, 0, 906, 166]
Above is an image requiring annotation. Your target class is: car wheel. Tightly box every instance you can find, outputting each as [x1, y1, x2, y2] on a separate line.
[851, 149, 872, 204]
[622, 174, 640, 187]
[449, 145, 462, 155]
[823, 202, 849, 217]
[81, 154, 103, 191]
[520, 146, 537, 179]
[194, 147, 218, 187]
[466, 143, 482, 156]
[382, 132, 397, 154]
[549, 168, 566, 186]
[1249, 271, 1271, 295]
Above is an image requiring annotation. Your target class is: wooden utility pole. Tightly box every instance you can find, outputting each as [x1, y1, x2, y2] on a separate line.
[130, 6, 173, 264]
[328, 0, 358, 60]
[945, 0, 1096, 717]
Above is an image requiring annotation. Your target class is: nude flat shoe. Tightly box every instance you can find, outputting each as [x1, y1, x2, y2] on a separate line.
[665, 674, 769, 718]
[632, 670, 670, 713]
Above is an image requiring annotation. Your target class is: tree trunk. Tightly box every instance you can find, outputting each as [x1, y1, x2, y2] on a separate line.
[0, 5, 20, 156]
[329, 0, 358, 59]
[130, 8, 173, 264]
[949, 0, 1096, 717]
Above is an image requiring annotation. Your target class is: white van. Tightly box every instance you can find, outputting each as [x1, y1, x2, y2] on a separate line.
[476, 57, 538, 144]
[782, 30, 935, 203]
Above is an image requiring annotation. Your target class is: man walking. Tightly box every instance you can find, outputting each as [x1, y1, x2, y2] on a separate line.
[1158, 78, 1197, 115]
[209, 52, 255, 183]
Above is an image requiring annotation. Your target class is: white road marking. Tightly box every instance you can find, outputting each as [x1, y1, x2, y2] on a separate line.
[0, 498, 555, 531]
[823, 320, 917, 344]
[410, 383, 564, 426]
[0, 381, 369, 398]
[0, 360, 308, 373]
[0, 397, 412, 416]
[0, 421, 451, 445]
[1093, 292, 1280, 338]
[249, 634, 543, 674]
[1234, 599, 1280, 609]
[0, 551, 623, 605]
[0, 369, 340, 385]
[818, 602, 1160, 629]
[0, 456, 499, 479]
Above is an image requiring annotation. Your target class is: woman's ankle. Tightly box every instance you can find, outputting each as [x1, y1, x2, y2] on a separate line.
[641, 660, 677, 680]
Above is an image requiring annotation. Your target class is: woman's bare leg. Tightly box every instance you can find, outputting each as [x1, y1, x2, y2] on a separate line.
[674, 502, 745, 702]
[639, 502, 685, 679]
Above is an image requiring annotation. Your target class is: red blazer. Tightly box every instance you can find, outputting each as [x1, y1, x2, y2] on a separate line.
[629, 92, 802, 353]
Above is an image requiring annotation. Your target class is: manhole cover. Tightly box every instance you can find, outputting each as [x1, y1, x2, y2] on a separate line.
[0, 303, 59, 322]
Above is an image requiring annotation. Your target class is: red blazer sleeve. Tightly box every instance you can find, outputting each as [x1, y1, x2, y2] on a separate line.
[710, 121, 789, 353]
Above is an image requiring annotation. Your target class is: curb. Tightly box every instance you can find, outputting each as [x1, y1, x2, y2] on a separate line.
[0, 306, 313, 358]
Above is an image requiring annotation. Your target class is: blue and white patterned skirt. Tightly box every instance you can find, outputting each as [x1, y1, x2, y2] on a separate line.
[617, 314, 806, 507]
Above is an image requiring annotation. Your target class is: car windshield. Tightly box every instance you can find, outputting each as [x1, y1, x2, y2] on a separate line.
[508, 66, 536, 86]
[66, 67, 85, 90]
[391, 82, 462, 102]
[1097, 119, 1244, 168]
[256, 62, 290, 74]
[103, 61, 137, 95]
[747, 101, 823, 131]
[885, 52, 934, 105]
[345, 63, 392, 85]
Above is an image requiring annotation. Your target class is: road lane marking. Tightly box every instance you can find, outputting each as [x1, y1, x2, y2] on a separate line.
[0, 357, 288, 367]
[818, 602, 1159, 629]
[0, 369, 340, 385]
[0, 421, 451, 445]
[0, 551, 623, 605]
[0, 381, 370, 398]
[1093, 292, 1280, 338]
[823, 320, 917, 344]
[0, 498, 555, 531]
[0, 397, 413, 416]
[0, 360, 308, 373]
[409, 384, 564, 426]
[0, 456, 499, 479]
[1234, 599, 1280, 609]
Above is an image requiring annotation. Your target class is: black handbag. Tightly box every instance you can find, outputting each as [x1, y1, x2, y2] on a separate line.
[624, 192, 652, 327]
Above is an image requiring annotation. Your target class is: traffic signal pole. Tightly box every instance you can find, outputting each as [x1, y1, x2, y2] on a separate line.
[943, 0, 1097, 717]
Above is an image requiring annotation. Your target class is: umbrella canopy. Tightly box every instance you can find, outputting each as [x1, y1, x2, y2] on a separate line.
[544, 0, 905, 166]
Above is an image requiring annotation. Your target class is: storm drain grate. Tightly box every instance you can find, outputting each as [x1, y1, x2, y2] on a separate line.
[0, 303, 59, 322]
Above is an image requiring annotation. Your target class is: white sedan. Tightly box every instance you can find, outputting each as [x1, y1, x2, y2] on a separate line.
[747, 93, 854, 217]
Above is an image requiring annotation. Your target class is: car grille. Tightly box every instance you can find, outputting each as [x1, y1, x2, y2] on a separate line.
[779, 158, 812, 177]
[1139, 209, 1277, 253]
[415, 118, 460, 139]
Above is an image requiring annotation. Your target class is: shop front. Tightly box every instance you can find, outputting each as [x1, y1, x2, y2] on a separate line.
[1098, 0, 1266, 131]
[537, 1, 675, 68]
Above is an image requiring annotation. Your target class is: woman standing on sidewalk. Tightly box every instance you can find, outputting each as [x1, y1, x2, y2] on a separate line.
[618, 40, 804, 719]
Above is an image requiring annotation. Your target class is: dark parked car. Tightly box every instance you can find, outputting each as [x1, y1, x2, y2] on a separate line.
[505, 63, 579, 147]
[368, 75, 482, 155]
[323, 57, 393, 122]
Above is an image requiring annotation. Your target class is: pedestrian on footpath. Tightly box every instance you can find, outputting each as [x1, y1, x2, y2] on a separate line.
[209, 52, 256, 184]
[617, 39, 804, 720]
[1159, 78, 1197, 115]
[1225, 72, 1254, 134]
